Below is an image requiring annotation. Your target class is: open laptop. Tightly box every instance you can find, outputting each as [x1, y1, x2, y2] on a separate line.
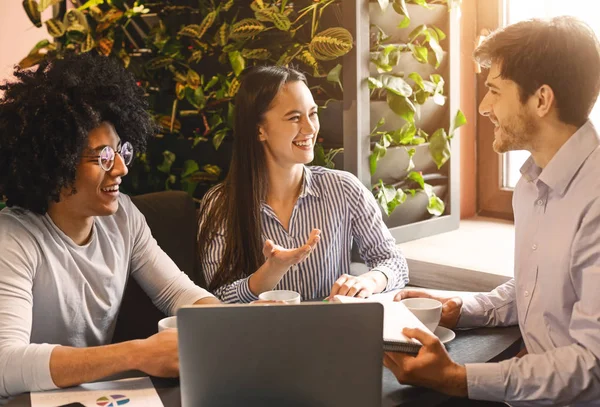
[177, 302, 384, 407]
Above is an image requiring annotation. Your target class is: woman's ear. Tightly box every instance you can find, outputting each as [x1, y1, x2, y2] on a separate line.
[258, 126, 267, 141]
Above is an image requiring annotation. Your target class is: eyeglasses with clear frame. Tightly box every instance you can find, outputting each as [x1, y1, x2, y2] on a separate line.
[82, 142, 134, 172]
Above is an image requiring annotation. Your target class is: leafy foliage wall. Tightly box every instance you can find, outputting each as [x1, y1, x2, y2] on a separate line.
[20, 0, 352, 200]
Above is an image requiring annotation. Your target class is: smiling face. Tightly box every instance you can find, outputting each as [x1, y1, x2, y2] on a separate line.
[59, 121, 129, 217]
[258, 80, 319, 168]
[479, 62, 539, 153]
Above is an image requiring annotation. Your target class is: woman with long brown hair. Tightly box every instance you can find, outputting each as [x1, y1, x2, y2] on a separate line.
[198, 65, 408, 303]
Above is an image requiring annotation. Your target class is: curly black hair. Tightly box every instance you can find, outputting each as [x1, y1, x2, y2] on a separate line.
[0, 52, 155, 214]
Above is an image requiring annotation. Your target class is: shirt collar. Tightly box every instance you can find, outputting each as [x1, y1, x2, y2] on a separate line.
[260, 166, 320, 212]
[298, 166, 320, 199]
[520, 120, 600, 195]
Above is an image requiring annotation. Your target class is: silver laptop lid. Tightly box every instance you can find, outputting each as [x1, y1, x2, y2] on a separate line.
[177, 303, 384, 407]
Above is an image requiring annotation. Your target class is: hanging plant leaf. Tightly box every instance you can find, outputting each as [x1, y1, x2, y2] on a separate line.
[66, 24, 87, 43]
[217, 23, 229, 46]
[309, 27, 353, 61]
[326, 64, 343, 91]
[23, 0, 42, 28]
[392, 0, 409, 17]
[228, 50, 245, 77]
[78, 0, 103, 11]
[449, 109, 467, 136]
[186, 70, 201, 89]
[81, 33, 95, 53]
[96, 9, 123, 32]
[96, 38, 114, 56]
[255, 7, 291, 31]
[188, 50, 203, 64]
[374, 180, 406, 216]
[212, 128, 228, 150]
[45, 18, 65, 37]
[429, 128, 451, 169]
[222, 0, 234, 12]
[229, 19, 265, 40]
[175, 83, 186, 100]
[157, 115, 182, 133]
[406, 148, 416, 171]
[429, 37, 444, 68]
[19, 39, 53, 68]
[197, 10, 218, 39]
[38, 0, 61, 12]
[387, 93, 416, 123]
[383, 76, 412, 97]
[178, 24, 204, 39]
[377, 0, 390, 11]
[157, 151, 176, 174]
[295, 50, 318, 75]
[118, 48, 130, 68]
[63, 9, 89, 32]
[407, 171, 425, 189]
[427, 194, 445, 216]
[250, 0, 265, 11]
[241, 48, 270, 60]
[146, 56, 173, 70]
[398, 15, 411, 29]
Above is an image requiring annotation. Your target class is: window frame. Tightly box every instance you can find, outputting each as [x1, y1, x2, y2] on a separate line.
[476, 0, 515, 220]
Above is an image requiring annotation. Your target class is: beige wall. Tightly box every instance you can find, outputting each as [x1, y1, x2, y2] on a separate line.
[0, 1, 50, 83]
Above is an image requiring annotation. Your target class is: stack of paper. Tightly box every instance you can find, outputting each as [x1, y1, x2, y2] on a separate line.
[331, 295, 433, 354]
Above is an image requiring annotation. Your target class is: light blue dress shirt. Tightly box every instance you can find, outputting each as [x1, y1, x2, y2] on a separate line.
[459, 121, 600, 406]
[199, 166, 409, 303]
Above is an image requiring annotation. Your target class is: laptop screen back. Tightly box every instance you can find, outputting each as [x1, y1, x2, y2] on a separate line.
[177, 303, 384, 407]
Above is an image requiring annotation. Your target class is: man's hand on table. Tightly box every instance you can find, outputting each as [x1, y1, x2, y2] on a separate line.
[394, 289, 463, 329]
[134, 330, 180, 378]
[383, 328, 468, 398]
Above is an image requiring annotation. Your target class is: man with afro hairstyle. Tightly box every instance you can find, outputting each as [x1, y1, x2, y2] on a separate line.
[0, 52, 220, 401]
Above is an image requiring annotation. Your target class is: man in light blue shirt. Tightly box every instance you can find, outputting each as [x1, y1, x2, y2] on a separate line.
[385, 16, 600, 406]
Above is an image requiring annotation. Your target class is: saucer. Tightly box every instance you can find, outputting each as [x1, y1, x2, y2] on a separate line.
[434, 326, 456, 344]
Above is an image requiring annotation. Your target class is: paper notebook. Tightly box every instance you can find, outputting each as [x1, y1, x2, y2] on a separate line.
[331, 295, 433, 354]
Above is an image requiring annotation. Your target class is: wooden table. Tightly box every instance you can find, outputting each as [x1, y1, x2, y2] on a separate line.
[7, 326, 521, 407]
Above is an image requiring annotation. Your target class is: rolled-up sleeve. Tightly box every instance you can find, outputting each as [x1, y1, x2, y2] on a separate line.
[457, 279, 518, 328]
[343, 174, 409, 291]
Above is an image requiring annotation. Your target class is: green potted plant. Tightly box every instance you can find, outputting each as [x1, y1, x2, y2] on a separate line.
[367, 0, 465, 225]
[20, 0, 352, 200]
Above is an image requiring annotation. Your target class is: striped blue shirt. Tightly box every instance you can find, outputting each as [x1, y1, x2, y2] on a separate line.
[198, 166, 409, 303]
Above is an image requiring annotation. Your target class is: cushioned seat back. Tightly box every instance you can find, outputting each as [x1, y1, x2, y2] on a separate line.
[112, 190, 204, 343]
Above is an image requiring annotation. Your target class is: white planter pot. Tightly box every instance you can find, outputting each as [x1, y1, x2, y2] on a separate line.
[383, 184, 448, 227]
[371, 143, 436, 185]
[369, 3, 448, 44]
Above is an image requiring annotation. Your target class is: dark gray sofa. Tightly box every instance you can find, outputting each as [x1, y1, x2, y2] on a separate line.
[111, 190, 206, 343]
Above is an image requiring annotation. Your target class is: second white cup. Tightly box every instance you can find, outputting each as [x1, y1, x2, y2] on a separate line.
[401, 298, 442, 332]
[158, 316, 177, 332]
[258, 290, 301, 304]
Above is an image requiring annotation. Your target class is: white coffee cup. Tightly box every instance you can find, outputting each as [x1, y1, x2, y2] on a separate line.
[401, 298, 442, 332]
[258, 290, 301, 304]
[158, 316, 177, 332]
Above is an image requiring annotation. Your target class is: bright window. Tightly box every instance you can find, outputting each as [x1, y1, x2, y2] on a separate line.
[502, 1, 600, 188]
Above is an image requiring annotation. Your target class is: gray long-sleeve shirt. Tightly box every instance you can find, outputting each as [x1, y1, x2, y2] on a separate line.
[0, 194, 213, 400]
[459, 121, 600, 406]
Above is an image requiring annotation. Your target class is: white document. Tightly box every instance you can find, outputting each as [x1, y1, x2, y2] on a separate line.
[331, 294, 432, 352]
[31, 377, 164, 407]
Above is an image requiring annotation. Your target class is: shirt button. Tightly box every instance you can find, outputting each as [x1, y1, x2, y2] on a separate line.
[537, 199, 544, 206]
[532, 244, 537, 250]
[524, 290, 530, 297]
